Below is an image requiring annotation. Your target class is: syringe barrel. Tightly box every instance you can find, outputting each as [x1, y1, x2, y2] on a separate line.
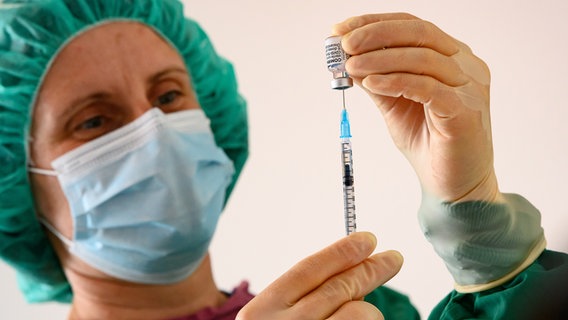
[343, 185, 356, 235]
[341, 139, 354, 180]
[341, 139, 356, 235]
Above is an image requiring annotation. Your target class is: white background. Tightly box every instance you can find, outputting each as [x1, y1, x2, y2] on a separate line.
[2, 0, 568, 318]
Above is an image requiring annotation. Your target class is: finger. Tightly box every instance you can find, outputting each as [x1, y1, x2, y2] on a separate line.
[332, 12, 419, 35]
[327, 301, 384, 320]
[362, 72, 466, 117]
[261, 232, 378, 308]
[342, 19, 460, 57]
[346, 47, 467, 87]
[292, 250, 403, 319]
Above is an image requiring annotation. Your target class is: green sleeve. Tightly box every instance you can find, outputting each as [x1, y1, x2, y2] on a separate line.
[365, 286, 421, 319]
[428, 250, 568, 320]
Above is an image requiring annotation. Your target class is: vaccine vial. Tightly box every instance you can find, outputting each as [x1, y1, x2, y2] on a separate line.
[325, 36, 353, 90]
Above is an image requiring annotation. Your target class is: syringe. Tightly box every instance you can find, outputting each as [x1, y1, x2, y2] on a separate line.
[325, 36, 356, 235]
[340, 106, 356, 235]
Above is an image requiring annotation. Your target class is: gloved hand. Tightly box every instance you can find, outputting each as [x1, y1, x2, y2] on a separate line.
[237, 232, 402, 320]
[331, 14, 547, 292]
[333, 13, 502, 203]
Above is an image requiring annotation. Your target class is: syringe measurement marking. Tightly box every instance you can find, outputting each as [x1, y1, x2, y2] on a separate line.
[342, 140, 356, 235]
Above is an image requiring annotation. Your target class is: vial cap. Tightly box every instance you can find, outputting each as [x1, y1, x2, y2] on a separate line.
[331, 78, 353, 90]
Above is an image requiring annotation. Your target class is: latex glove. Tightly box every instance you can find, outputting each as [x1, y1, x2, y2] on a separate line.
[334, 13, 502, 203]
[236, 232, 402, 320]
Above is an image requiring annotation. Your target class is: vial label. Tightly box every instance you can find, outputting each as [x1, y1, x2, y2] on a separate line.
[325, 36, 349, 72]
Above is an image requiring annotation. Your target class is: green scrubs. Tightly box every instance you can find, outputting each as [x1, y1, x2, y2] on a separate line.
[365, 250, 568, 319]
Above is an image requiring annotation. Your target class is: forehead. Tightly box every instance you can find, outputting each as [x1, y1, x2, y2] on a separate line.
[37, 21, 188, 94]
[55, 20, 181, 64]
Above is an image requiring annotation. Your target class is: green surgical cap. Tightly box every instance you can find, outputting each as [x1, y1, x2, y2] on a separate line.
[0, 0, 248, 303]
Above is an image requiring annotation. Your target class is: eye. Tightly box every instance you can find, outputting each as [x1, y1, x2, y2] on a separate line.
[78, 116, 105, 130]
[154, 90, 182, 109]
[149, 77, 198, 113]
[71, 111, 119, 141]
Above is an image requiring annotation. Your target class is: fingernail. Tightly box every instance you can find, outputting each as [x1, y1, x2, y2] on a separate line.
[340, 32, 351, 50]
[331, 24, 341, 36]
[366, 232, 378, 248]
[351, 231, 377, 250]
[387, 250, 404, 267]
[362, 78, 371, 91]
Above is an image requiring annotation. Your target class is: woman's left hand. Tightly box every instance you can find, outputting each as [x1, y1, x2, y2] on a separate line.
[334, 13, 502, 203]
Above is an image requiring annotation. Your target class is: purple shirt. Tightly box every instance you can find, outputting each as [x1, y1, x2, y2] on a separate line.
[170, 281, 255, 320]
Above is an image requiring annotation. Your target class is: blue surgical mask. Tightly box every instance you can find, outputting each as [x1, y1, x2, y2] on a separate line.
[29, 108, 234, 284]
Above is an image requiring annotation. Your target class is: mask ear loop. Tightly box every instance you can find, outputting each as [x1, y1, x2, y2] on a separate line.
[37, 216, 74, 248]
[26, 140, 58, 176]
[28, 167, 58, 176]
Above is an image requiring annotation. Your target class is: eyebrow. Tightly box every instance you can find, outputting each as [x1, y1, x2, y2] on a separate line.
[60, 91, 112, 121]
[147, 66, 189, 85]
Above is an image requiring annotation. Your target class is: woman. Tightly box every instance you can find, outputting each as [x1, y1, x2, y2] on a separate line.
[0, 1, 566, 319]
[1, 1, 405, 318]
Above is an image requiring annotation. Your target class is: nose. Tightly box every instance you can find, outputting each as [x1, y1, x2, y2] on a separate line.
[125, 97, 154, 123]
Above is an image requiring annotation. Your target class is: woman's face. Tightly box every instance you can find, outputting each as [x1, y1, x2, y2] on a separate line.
[29, 22, 199, 273]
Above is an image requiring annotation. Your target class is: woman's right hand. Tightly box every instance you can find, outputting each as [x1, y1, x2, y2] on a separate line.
[236, 232, 403, 319]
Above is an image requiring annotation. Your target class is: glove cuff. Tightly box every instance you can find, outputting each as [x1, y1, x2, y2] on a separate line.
[418, 193, 546, 292]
